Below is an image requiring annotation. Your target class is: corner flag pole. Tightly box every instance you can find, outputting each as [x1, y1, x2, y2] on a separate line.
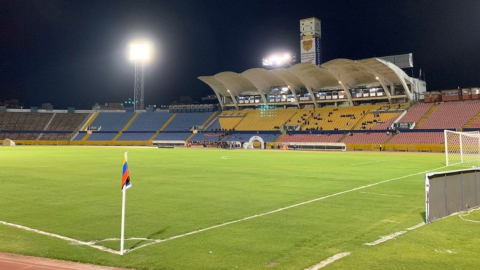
[121, 184, 126, 255]
[120, 151, 130, 255]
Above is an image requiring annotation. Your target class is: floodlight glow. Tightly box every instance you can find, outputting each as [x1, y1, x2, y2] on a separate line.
[262, 52, 294, 67]
[130, 43, 150, 60]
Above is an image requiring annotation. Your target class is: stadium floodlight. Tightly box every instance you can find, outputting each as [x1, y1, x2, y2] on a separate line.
[262, 52, 295, 67]
[129, 42, 151, 111]
[130, 43, 150, 60]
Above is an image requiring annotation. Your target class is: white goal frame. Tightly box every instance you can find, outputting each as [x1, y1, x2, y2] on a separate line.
[444, 130, 480, 167]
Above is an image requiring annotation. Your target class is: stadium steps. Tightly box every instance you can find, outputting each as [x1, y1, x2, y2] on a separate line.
[384, 134, 396, 144]
[82, 112, 99, 131]
[350, 110, 370, 130]
[463, 110, 480, 128]
[231, 115, 247, 130]
[80, 113, 99, 141]
[201, 111, 218, 127]
[204, 115, 219, 130]
[148, 113, 177, 141]
[273, 134, 284, 142]
[338, 133, 348, 143]
[37, 113, 57, 140]
[185, 133, 195, 142]
[184, 112, 218, 142]
[112, 112, 139, 141]
[415, 103, 438, 128]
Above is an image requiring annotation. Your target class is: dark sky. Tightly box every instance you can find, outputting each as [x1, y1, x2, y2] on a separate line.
[1, 0, 480, 109]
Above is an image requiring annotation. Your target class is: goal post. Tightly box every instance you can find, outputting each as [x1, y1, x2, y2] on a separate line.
[444, 130, 480, 167]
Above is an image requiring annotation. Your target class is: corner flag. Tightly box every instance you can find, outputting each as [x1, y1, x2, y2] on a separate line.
[121, 152, 132, 190]
[120, 152, 131, 255]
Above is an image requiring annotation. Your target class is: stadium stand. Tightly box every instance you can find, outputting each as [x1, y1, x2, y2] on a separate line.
[342, 132, 392, 144]
[88, 112, 135, 131]
[87, 132, 118, 141]
[45, 113, 89, 131]
[205, 119, 222, 131]
[357, 112, 401, 130]
[418, 100, 480, 129]
[218, 116, 244, 130]
[277, 133, 343, 143]
[72, 132, 87, 141]
[0, 112, 51, 131]
[126, 112, 172, 131]
[299, 106, 374, 131]
[397, 103, 433, 123]
[468, 115, 480, 128]
[0, 112, 89, 141]
[388, 132, 444, 144]
[234, 109, 296, 130]
[162, 112, 213, 131]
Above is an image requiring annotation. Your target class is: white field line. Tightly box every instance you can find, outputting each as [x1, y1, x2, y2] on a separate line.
[305, 252, 351, 270]
[364, 222, 426, 246]
[407, 222, 425, 230]
[0, 165, 448, 256]
[458, 207, 480, 223]
[125, 165, 448, 254]
[359, 192, 403, 198]
[87, 237, 155, 245]
[0, 221, 120, 255]
[344, 160, 385, 166]
[364, 231, 406, 246]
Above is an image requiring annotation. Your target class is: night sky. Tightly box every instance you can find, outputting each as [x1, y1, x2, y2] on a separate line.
[1, 0, 480, 109]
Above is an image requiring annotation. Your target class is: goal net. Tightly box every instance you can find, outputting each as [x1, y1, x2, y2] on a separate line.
[444, 130, 480, 167]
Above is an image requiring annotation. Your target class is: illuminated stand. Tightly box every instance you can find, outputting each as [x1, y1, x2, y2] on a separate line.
[130, 43, 150, 111]
[300, 17, 321, 65]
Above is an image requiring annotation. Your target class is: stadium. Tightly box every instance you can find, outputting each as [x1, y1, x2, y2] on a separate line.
[1, 2, 480, 270]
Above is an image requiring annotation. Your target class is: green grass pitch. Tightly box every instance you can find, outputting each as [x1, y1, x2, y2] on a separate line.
[1, 146, 480, 269]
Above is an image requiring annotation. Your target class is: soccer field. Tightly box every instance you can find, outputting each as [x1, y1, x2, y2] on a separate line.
[1, 146, 480, 269]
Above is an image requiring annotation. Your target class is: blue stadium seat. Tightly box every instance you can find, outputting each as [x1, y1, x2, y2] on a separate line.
[127, 112, 172, 131]
[73, 132, 87, 141]
[163, 113, 212, 131]
[87, 132, 118, 141]
[89, 113, 135, 131]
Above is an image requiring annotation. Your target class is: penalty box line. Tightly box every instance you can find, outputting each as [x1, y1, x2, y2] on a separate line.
[0, 165, 448, 256]
[124, 165, 448, 254]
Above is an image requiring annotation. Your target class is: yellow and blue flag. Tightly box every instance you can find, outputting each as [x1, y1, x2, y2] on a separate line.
[121, 152, 132, 190]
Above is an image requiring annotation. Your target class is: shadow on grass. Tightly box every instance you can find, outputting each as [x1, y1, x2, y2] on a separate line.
[130, 227, 169, 249]
[420, 211, 426, 223]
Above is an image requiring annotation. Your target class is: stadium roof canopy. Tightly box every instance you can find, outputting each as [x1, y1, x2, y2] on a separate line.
[199, 57, 425, 109]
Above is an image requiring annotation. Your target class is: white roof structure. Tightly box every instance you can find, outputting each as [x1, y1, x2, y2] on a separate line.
[199, 57, 424, 109]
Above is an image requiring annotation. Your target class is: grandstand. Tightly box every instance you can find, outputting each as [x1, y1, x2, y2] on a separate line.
[1, 97, 480, 152]
[418, 100, 480, 129]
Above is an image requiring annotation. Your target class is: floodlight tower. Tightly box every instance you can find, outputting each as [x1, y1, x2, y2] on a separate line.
[130, 43, 150, 111]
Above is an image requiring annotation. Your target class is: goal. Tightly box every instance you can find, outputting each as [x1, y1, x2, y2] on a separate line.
[444, 130, 480, 167]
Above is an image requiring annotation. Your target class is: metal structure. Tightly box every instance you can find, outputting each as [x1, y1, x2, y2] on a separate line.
[425, 168, 480, 223]
[199, 58, 427, 109]
[133, 61, 145, 111]
[130, 43, 150, 111]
